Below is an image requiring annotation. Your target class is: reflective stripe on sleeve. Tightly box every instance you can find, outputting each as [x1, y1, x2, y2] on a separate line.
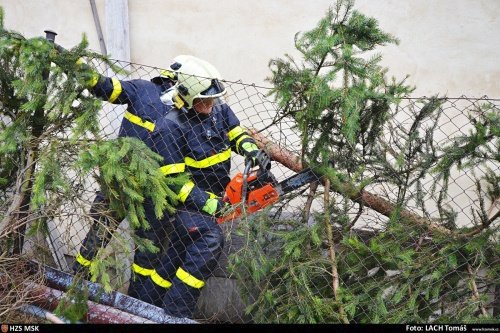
[76, 253, 92, 267]
[176, 267, 205, 289]
[227, 126, 246, 141]
[177, 180, 195, 203]
[124, 111, 156, 132]
[108, 77, 123, 103]
[184, 149, 231, 169]
[160, 163, 186, 175]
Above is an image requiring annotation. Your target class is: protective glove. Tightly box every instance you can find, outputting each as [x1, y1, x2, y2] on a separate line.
[202, 196, 231, 218]
[76, 58, 100, 88]
[246, 149, 271, 170]
[215, 199, 232, 218]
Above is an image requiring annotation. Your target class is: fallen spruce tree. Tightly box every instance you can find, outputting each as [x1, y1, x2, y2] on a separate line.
[228, 0, 499, 324]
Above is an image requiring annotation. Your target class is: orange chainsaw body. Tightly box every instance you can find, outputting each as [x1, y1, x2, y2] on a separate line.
[217, 171, 279, 224]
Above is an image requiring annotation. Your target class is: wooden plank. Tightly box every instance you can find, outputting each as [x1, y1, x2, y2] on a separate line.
[105, 0, 130, 62]
[89, 0, 107, 55]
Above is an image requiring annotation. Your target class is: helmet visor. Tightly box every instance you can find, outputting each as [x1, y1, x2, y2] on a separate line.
[200, 79, 226, 97]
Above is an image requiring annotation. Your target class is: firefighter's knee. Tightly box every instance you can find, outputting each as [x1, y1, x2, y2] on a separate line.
[203, 226, 224, 259]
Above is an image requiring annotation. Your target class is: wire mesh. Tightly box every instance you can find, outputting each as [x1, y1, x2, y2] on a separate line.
[0, 57, 498, 324]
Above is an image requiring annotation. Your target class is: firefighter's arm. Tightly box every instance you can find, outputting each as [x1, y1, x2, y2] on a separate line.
[177, 181, 229, 217]
[154, 122, 229, 217]
[224, 107, 270, 170]
[222, 105, 260, 159]
[227, 124, 259, 157]
[76, 59, 144, 105]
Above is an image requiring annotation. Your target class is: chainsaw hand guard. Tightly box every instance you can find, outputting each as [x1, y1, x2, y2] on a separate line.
[216, 166, 279, 224]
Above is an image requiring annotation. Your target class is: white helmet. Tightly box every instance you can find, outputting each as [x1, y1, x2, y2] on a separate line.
[175, 55, 226, 109]
[151, 54, 193, 85]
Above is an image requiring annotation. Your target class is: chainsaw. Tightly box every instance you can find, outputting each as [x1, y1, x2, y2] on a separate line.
[217, 160, 320, 224]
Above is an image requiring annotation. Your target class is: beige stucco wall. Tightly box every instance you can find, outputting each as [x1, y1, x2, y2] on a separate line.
[1, 0, 499, 97]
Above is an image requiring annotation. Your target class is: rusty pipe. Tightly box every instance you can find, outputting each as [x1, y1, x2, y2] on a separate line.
[25, 282, 155, 324]
[31, 261, 196, 324]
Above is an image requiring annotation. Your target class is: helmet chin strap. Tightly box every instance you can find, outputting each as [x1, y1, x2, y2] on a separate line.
[172, 93, 189, 113]
[159, 89, 190, 113]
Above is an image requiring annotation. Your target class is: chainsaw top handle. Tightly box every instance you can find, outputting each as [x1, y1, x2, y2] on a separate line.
[241, 160, 254, 207]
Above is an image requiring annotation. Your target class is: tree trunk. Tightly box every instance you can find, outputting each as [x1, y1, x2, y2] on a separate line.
[249, 129, 456, 237]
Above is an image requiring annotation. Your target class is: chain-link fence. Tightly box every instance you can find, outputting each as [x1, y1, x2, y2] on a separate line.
[0, 55, 498, 324]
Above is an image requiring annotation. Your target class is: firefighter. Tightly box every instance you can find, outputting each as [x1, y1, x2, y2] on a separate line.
[73, 56, 184, 291]
[74, 55, 267, 318]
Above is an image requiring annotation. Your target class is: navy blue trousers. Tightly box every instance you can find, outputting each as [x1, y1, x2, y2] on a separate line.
[130, 208, 224, 318]
[76, 194, 223, 318]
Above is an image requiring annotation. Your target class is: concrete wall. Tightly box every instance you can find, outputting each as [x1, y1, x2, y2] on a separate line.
[1, 0, 499, 97]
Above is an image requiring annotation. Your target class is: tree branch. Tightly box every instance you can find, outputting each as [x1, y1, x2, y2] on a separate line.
[303, 181, 318, 223]
[467, 264, 489, 317]
[250, 129, 462, 238]
[323, 178, 348, 324]
[461, 199, 500, 238]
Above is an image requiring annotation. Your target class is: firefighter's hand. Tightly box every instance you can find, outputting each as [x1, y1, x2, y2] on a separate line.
[214, 198, 232, 218]
[246, 149, 271, 170]
[202, 197, 229, 217]
[76, 58, 100, 88]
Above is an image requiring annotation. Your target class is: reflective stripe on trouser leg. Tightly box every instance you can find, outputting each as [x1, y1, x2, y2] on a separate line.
[161, 209, 224, 318]
[129, 263, 172, 308]
[151, 270, 173, 289]
[76, 192, 119, 273]
[75, 253, 92, 267]
[131, 263, 172, 288]
[128, 197, 171, 306]
[176, 267, 205, 288]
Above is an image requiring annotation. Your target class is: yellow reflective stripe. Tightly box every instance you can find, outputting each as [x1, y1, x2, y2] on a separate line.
[132, 263, 155, 277]
[124, 110, 156, 132]
[109, 77, 123, 103]
[173, 94, 185, 109]
[235, 134, 252, 149]
[177, 180, 195, 203]
[207, 192, 218, 199]
[160, 163, 185, 175]
[132, 264, 172, 289]
[227, 126, 246, 141]
[76, 253, 92, 267]
[176, 267, 205, 289]
[151, 271, 172, 289]
[184, 149, 231, 169]
[202, 197, 219, 215]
